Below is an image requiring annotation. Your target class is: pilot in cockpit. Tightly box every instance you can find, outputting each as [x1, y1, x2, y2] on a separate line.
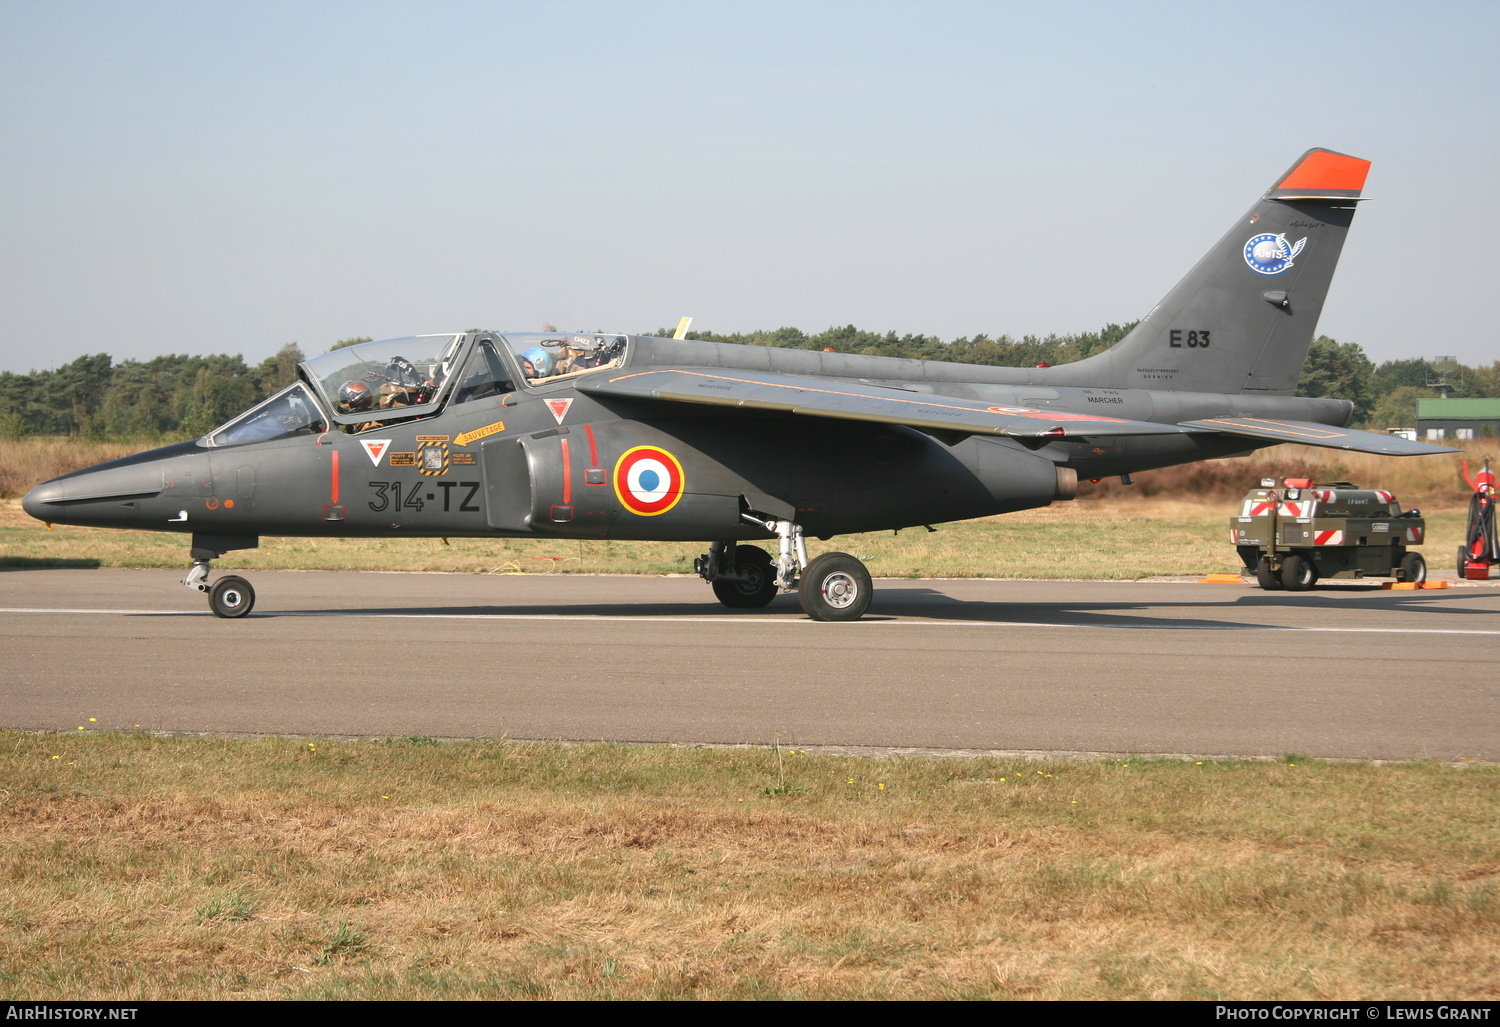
[337, 379, 382, 433]
[336, 356, 440, 432]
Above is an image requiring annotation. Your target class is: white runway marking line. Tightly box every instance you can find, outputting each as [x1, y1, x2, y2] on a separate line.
[2, 607, 1500, 636]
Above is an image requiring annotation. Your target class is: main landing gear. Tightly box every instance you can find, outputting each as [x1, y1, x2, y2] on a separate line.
[182, 535, 260, 618]
[695, 517, 873, 621]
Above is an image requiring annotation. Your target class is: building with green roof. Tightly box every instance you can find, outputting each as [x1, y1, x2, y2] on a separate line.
[1416, 398, 1500, 441]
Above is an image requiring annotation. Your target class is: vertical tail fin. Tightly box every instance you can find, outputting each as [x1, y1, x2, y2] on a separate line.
[1060, 148, 1370, 394]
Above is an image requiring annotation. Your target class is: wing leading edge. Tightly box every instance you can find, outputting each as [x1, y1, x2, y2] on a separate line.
[1177, 417, 1461, 456]
[579, 367, 1196, 440]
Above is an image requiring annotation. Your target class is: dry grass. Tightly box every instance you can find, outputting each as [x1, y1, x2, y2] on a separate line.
[2, 732, 1496, 1000]
[0, 438, 151, 499]
[1, 437, 1483, 579]
[0, 497, 1473, 581]
[1081, 442, 1486, 508]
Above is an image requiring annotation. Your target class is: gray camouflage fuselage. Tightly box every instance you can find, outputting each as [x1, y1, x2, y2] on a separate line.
[24, 148, 1445, 581]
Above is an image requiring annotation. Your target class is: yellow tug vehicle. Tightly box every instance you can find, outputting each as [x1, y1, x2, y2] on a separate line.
[1231, 478, 1427, 591]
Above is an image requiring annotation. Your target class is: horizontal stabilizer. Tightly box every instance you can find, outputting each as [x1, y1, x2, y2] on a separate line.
[1179, 417, 1460, 455]
[582, 367, 1198, 440]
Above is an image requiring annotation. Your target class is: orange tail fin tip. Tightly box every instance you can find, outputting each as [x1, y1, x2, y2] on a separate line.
[1277, 149, 1371, 193]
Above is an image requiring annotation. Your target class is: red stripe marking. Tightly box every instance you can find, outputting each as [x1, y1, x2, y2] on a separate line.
[560, 438, 572, 504]
[330, 450, 340, 504]
[584, 423, 599, 466]
[1278, 150, 1370, 192]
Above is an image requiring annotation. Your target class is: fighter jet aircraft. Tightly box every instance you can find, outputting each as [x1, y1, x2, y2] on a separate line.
[23, 148, 1455, 620]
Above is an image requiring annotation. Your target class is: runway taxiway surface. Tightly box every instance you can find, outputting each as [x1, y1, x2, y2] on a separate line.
[2, 568, 1496, 760]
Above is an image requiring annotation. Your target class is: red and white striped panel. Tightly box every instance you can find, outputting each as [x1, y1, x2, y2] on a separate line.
[1313, 529, 1344, 546]
[1405, 526, 1423, 543]
[1373, 490, 1394, 504]
[1278, 502, 1306, 517]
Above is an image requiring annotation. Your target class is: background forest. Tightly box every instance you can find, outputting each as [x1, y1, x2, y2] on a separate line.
[2, 324, 1496, 441]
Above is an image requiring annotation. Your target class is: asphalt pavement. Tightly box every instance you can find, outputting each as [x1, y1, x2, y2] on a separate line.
[2, 567, 1496, 760]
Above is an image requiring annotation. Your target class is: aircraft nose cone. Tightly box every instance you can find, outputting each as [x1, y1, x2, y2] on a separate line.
[21, 465, 162, 515]
[17, 441, 200, 526]
[21, 480, 64, 520]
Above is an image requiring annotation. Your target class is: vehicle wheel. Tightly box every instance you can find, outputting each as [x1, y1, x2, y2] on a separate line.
[711, 545, 778, 608]
[798, 552, 872, 622]
[210, 575, 255, 618]
[1280, 553, 1317, 591]
[1398, 552, 1427, 584]
[1458, 545, 1468, 579]
[1256, 557, 1282, 591]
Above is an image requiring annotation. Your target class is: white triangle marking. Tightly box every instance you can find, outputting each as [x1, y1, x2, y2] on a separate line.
[360, 439, 392, 465]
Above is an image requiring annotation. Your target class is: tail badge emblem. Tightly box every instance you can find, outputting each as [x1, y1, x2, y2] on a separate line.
[1244, 232, 1307, 276]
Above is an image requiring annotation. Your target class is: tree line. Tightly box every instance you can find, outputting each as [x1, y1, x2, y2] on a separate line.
[662, 326, 1500, 429]
[1, 327, 1494, 440]
[0, 338, 369, 440]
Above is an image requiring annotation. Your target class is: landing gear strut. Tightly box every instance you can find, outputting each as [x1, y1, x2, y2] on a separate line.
[182, 534, 260, 618]
[696, 516, 874, 621]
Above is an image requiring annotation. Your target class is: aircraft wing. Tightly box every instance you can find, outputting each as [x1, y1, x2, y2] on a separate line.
[1178, 417, 1461, 455]
[580, 367, 1196, 440]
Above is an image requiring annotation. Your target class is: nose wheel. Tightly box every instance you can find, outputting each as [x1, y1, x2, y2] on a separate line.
[209, 576, 256, 618]
[184, 557, 257, 618]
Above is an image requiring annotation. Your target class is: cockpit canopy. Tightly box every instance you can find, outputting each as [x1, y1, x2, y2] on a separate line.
[302, 335, 464, 427]
[202, 331, 631, 445]
[502, 333, 627, 384]
[207, 381, 326, 447]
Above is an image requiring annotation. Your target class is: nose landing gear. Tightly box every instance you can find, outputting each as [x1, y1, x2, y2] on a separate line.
[182, 534, 261, 618]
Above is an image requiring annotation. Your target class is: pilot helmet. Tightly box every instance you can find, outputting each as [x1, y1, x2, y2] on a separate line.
[338, 380, 373, 411]
[521, 347, 553, 377]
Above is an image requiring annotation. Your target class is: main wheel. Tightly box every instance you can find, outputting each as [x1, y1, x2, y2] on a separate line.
[210, 575, 255, 618]
[711, 545, 778, 608]
[1280, 553, 1317, 591]
[798, 552, 872, 622]
[1398, 552, 1427, 584]
[1255, 556, 1282, 591]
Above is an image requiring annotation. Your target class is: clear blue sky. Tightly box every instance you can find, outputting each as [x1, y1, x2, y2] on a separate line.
[2, 0, 1495, 373]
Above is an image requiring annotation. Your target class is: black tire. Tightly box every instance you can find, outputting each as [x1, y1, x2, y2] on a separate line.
[711, 545, 778, 608]
[1459, 545, 1468, 580]
[1256, 557, 1283, 591]
[797, 552, 872, 622]
[1280, 553, 1317, 591]
[210, 575, 255, 618]
[1398, 552, 1427, 584]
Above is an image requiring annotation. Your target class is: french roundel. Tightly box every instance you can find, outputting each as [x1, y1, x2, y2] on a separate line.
[613, 446, 686, 516]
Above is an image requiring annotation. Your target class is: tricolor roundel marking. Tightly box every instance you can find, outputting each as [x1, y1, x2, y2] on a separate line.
[613, 445, 686, 516]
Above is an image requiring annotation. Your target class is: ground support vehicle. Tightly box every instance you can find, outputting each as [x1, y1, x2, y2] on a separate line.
[1231, 478, 1426, 591]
